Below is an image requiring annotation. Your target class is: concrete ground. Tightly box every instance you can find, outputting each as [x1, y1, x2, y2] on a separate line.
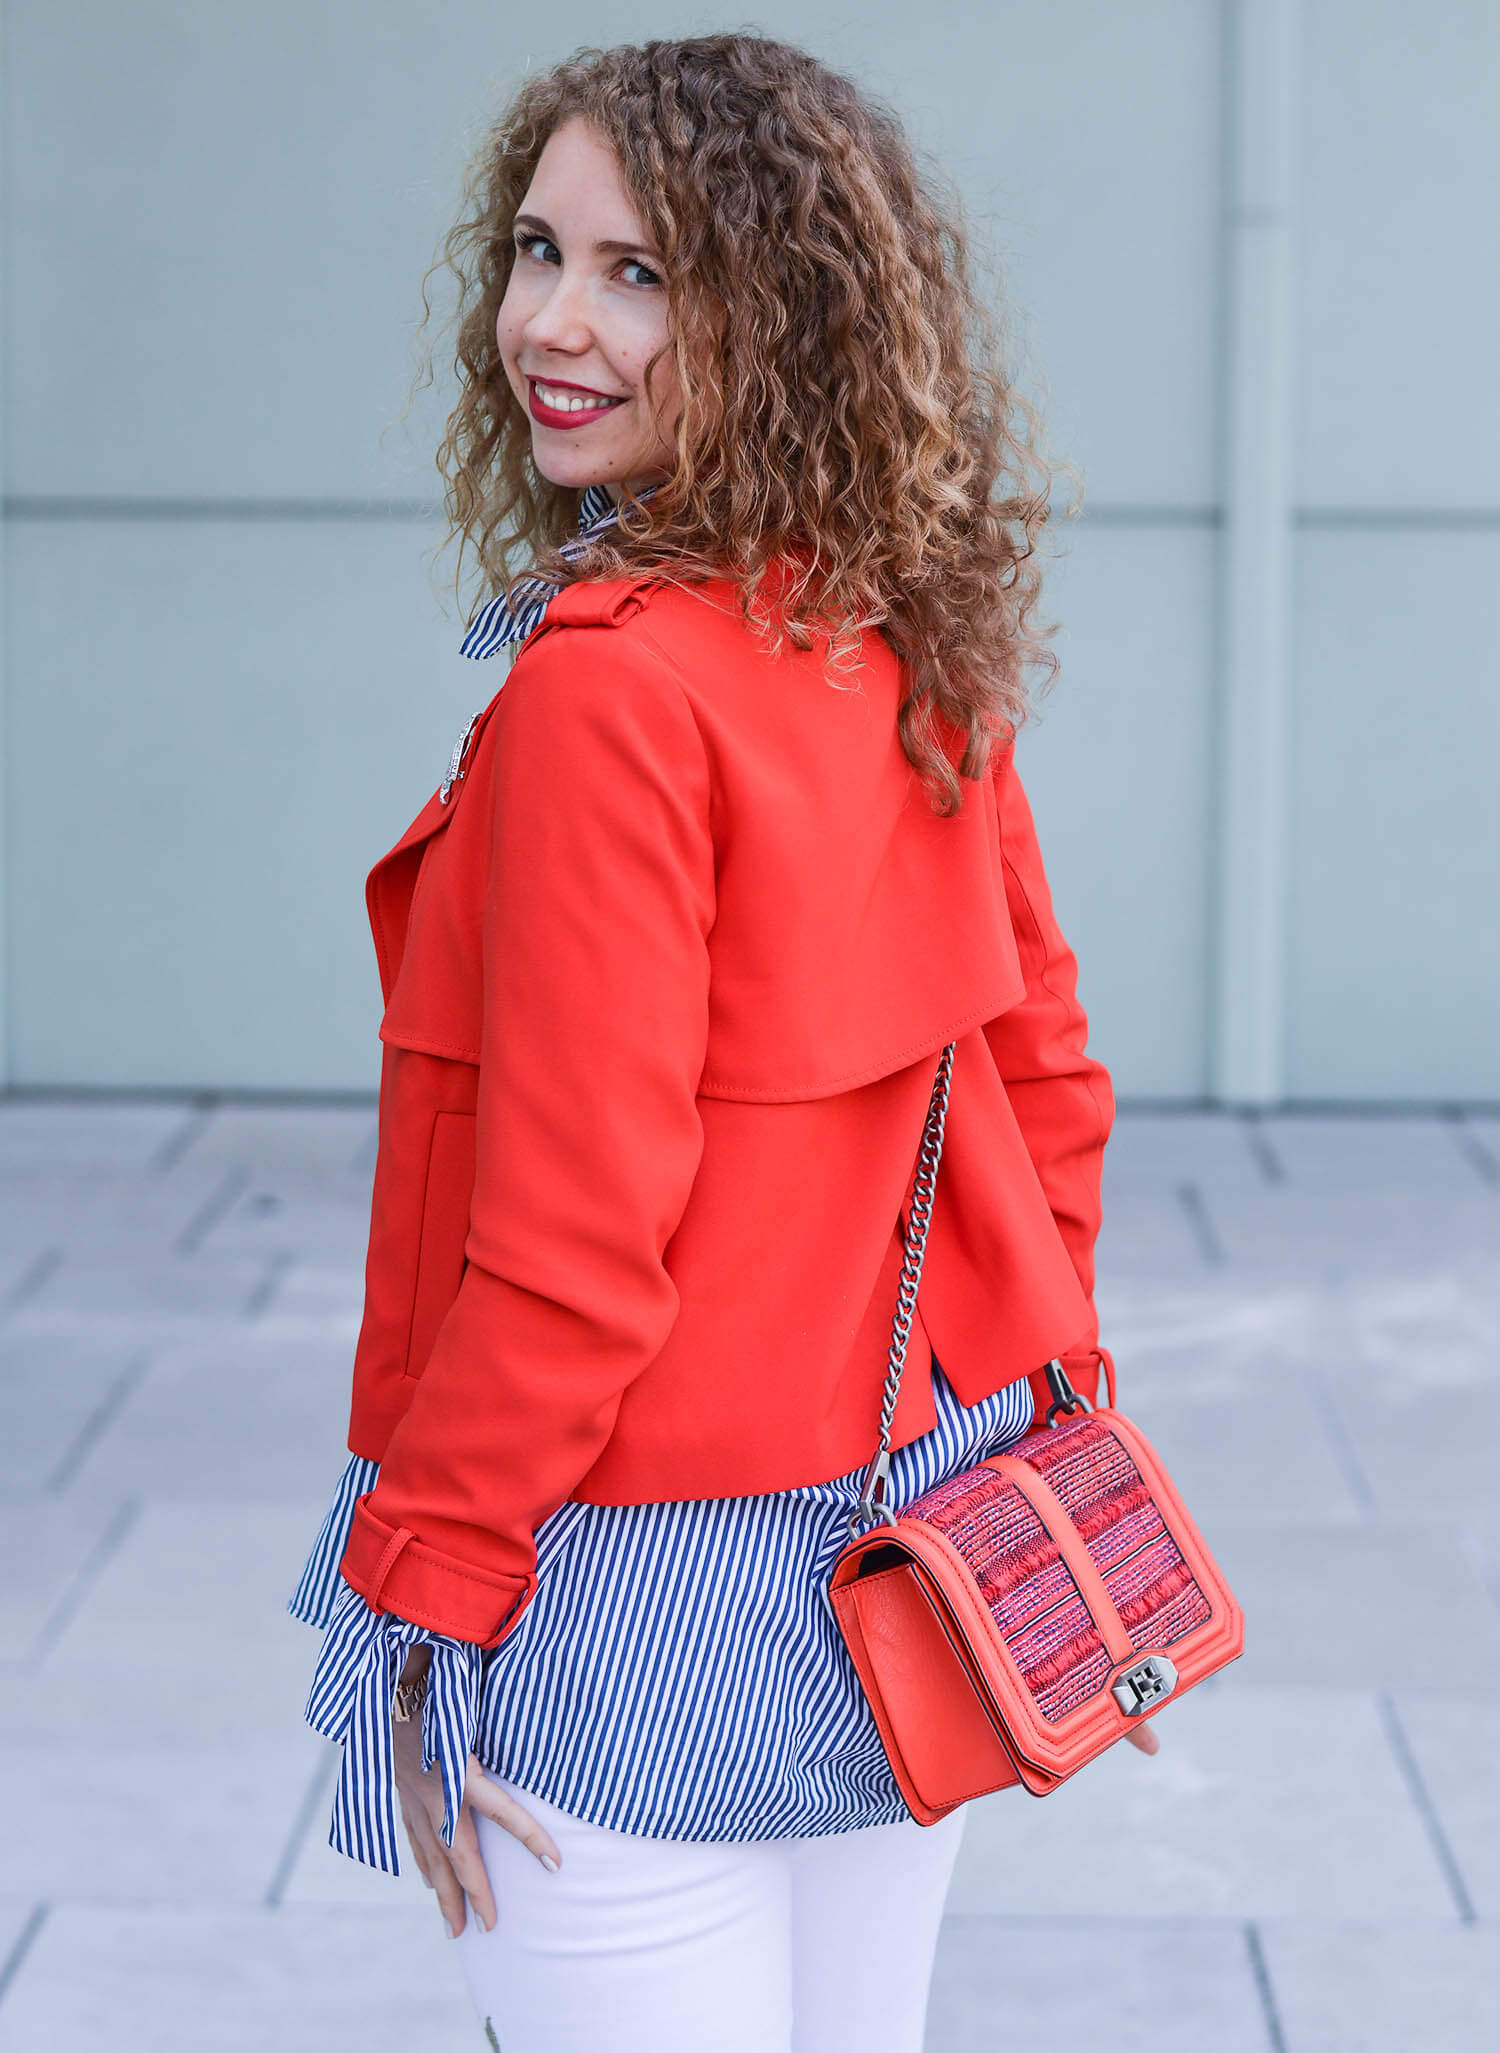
[0, 1096, 1497, 2051]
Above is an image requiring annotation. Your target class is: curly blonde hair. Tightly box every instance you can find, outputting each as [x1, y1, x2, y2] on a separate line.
[421, 30, 1079, 814]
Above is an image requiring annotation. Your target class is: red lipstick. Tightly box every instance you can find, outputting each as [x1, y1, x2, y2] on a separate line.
[527, 377, 628, 432]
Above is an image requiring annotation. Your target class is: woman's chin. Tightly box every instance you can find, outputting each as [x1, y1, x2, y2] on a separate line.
[533, 452, 604, 489]
[530, 439, 669, 502]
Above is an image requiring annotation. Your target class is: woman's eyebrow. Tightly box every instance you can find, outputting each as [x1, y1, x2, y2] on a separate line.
[512, 212, 660, 259]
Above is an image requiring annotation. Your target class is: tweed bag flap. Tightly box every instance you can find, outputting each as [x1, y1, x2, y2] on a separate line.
[827, 1043, 1244, 1823]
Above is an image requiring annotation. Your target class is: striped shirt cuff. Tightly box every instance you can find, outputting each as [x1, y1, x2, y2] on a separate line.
[304, 1581, 483, 1875]
[288, 1453, 380, 1628]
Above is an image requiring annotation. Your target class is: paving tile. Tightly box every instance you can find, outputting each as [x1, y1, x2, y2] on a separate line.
[197, 1176, 373, 1265]
[0, 1495, 136, 1653]
[1392, 1695, 1498, 1920]
[947, 1684, 1460, 1922]
[0, 1735, 326, 1905]
[927, 1914, 1271, 2051]
[5, 1254, 270, 1344]
[1325, 1267, 1500, 1402]
[257, 1263, 366, 1326]
[0, 1235, 52, 1306]
[1256, 1916, 1500, 2051]
[0, 1103, 1494, 2044]
[1259, 1113, 1480, 1189]
[1093, 1277, 1328, 1392]
[16, 1253, 267, 1321]
[1210, 1189, 1500, 1282]
[1313, 1376, 1500, 1522]
[1094, 1193, 1212, 1280]
[4, 1501, 338, 1746]
[1206, 1522, 1500, 1690]
[0, 1905, 475, 2053]
[0, 1102, 193, 1173]
[58, 1332, 355, 1502]
[0, 1898, 41, 1976]
[1463, 1527, 1500, 1616]
[173, 1105, 378, 1180]
[0, 1160, 238, 1259]
[1100, 1113, 1268, 1194]
[0, 1333, 144, 1495]
[1100, 1367, 1369, 1528]
[0, 1237, 58, 1309]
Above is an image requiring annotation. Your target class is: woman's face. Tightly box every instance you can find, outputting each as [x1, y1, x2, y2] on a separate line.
[497, 116, 681, 504]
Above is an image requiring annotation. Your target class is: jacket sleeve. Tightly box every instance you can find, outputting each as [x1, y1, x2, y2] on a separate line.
[339, 628, 715, 1645]
[983, 745, 1116, 1412]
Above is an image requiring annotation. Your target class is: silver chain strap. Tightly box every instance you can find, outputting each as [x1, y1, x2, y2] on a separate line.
[847, 1041, 956, 1538]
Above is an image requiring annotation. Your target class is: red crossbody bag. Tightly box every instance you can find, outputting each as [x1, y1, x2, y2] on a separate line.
[828, 1042, 1245, 1823]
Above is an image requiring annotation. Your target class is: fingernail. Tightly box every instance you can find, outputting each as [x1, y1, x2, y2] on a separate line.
[445, 1918, 457, 1938]
[540, 1854, 559, 1874]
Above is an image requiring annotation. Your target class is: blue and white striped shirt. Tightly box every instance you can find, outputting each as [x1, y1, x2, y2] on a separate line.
[294, 1361, 1034, 1871]
[456, 479, 634, 656]
[292, 483, 1038, 1871]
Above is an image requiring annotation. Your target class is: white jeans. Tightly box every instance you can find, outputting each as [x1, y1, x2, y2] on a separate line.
[454, 1771, 969, 2053]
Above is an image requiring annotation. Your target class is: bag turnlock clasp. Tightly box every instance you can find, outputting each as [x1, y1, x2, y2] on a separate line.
[1111, 1653, 1178, 1717]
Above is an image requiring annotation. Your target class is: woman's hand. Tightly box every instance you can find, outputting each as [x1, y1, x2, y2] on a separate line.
[390, 1654, 562, 1936]
[1123, 1720, 1161, 1756]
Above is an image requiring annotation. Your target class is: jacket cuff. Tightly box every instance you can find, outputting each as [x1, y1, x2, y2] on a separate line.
[339, 1494, 535, 1647]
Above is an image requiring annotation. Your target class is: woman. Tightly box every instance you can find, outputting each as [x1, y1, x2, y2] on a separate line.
[293, 29, 1141, 2052]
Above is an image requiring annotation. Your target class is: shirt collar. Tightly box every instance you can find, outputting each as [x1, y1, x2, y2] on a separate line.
[459, 483, 655, 660]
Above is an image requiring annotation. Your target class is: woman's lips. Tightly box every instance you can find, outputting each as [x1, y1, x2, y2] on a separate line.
[527, 378, 628, 431]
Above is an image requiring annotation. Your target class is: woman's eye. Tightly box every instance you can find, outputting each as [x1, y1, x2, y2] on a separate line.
[511, 232, 660, 288]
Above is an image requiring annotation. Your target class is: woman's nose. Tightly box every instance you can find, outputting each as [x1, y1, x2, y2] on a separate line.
[523, 271, 596, 355]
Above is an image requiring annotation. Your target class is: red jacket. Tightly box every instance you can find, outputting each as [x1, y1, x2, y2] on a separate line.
[339, 570, 1115, 1646]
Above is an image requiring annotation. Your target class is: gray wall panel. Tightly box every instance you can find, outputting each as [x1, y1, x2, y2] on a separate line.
[5, 1, 1221, 507]
[1299, 0, 1500, 507]
[6, 516, 482, 1089]
[1286, 530, 1500, 1099]
[8, 512, 1217, 1098]
[4, 4, 1496, 1100]
[4, 2, 480, 502]
[1016, 523, 1218, 1101]
[845, 0, 1224, 508]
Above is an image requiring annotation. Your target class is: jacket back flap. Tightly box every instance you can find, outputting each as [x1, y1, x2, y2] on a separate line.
[371, 575, 1027, 1094]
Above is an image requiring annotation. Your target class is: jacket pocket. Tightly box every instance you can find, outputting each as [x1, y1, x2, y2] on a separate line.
[405, 1109, 477, 1379]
